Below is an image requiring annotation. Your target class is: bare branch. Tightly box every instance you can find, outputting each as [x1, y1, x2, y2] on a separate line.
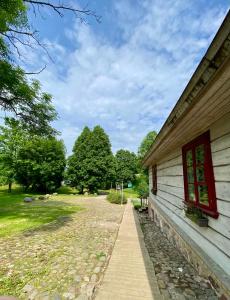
[23, 0, 101, 22]
[25, 65, 47, 75]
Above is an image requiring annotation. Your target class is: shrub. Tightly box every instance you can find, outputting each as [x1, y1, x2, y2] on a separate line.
[132, 199, 141, 210]
[107, 192, 127, 204]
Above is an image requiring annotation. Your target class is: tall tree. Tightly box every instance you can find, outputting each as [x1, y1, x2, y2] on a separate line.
[66, 126, 115, 193]
[138, 131, 157, 160]
[0, 118, 26, 192]
[66, 126, 91, 194]
[16, 136, 66, 192]
[115, 150, 138, 184]
[0, 0, 99, 134]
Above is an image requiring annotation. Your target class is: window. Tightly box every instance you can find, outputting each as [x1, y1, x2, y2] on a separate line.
[151, 165, 157, 195]
[182, 131, 218, 218]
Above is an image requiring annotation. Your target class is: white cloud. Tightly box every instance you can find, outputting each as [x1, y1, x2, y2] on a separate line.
[31, 0, 227, 155]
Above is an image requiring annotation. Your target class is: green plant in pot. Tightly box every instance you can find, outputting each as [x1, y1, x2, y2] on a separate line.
[184, 202, 209, 227]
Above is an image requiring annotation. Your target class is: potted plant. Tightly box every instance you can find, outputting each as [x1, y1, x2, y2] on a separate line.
[184, 202, 209, 227]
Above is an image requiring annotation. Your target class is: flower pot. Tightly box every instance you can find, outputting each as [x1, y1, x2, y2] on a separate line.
[197, 218, 209, 227]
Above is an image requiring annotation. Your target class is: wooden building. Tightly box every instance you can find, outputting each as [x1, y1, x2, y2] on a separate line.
[143, 12, 230, 299]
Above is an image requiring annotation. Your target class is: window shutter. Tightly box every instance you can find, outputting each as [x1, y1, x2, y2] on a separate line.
[152, 165, 157, 195]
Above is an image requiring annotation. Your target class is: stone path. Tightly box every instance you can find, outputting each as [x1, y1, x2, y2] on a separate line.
[0, 196, 124, 299]
[95, 200, 162, 300]
[138, 211, 218, 300]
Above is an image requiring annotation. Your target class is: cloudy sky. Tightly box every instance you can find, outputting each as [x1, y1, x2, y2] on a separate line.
[25, 0, 229, 155]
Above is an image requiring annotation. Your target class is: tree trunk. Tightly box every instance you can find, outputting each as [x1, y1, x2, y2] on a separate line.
[8, 182, 12, 193]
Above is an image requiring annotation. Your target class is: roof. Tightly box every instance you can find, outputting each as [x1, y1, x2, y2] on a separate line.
[143, 10, 230, 167]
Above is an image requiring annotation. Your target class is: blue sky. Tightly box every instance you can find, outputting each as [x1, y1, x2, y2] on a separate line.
[24, 0, 229, 155]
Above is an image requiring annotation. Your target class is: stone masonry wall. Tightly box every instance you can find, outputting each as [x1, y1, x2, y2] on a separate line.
[148, 200, 230, 300]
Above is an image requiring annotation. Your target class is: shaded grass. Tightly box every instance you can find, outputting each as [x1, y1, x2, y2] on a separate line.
[123, 187, 138, 198]
[0, 185, 83, 238]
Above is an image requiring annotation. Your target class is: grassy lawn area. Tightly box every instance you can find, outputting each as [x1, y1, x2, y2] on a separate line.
[123, 187, 138, 198]
[0, 185, 83, 238]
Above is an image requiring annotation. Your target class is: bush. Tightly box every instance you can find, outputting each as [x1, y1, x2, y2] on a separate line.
[107, 192, 127, 204]
[132, 199, 141, 210]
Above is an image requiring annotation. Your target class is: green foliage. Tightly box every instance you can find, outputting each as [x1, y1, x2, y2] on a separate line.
[135, 173, 149, 199]
[138, 131, 157, 160]
[0, 1, 57, 134]
[0, 60, 57, 135]
[66, 126, 115, 193]
[15, 136, 66, 192]
[115, 149, 138, 184]
[0, 118, 26, 191]
[132, 199, 141, 210]
[107, 191, 127, 204]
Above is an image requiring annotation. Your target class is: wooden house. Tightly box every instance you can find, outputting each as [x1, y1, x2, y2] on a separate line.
[143, 12, 230, 299]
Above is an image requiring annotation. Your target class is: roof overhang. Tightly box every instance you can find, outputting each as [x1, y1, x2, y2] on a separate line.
[143, 11, 230, 167]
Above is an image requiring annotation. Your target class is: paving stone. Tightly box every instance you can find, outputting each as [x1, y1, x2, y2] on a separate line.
[0, 196, 124, 299]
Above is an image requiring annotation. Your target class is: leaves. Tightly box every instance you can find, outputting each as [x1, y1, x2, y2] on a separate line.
[66, 126, 114, 193]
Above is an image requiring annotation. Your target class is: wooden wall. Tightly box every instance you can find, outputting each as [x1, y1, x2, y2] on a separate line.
[149, 112, 230, 275]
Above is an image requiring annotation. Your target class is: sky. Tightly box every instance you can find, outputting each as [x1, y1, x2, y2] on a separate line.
[23, 0, 229, 155]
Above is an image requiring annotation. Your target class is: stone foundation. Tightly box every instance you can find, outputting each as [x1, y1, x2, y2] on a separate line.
[148, 199, 230, 300]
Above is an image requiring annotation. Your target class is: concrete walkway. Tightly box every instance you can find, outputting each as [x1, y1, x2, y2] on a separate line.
[95, 200, 162, 300]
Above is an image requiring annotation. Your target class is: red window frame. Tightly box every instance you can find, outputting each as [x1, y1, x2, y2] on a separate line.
[151, 165, 157, 195]
[182, 131, 219, 218]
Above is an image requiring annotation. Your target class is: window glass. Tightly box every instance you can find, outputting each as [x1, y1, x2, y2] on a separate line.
[198, 185, 209, 206]
[188, 184, 195, 201]
[196, 144, 205, 164]
[196, 166, 205, 182]
[186, 150, 193, 166]
[187, 167, 194, 183]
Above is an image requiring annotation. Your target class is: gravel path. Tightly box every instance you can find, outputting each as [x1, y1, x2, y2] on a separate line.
[138, 211, 218, 300]
[0, 196, 124, 300]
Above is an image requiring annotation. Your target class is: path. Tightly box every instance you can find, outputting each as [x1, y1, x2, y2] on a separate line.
[0, 195, 124, 299]
[95, 200, 162, 300]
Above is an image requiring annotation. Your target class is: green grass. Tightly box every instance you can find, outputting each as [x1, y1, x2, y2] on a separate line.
[123, 187, 138, 198]
[0, 185, 83, 238]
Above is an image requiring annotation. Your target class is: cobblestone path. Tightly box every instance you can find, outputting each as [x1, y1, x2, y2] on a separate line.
[0, 196, 124, 300]
[138, 211, 218, 300]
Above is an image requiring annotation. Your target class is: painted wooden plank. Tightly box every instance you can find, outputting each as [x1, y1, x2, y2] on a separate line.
[209, 214, 230, 239]
[210, 112, 230, 140]
[158, 155, 182, 171]
[157, 190, 183, 209]
[157, 175, 184, 188]
[212, 148, 230, 166]
[217, 199, 230, 218]
[158, 149, 182, 165]
[158, 183, 185, 199]
[211, 133, 230, 152]
[215, 181, 230, 201]
[158, 164, 183, 176]
[155, 200, 230, 270]
[214, 165, 230, 181]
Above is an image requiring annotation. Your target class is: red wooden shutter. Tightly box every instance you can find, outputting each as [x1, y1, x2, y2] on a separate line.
[152, 165, 157, 195]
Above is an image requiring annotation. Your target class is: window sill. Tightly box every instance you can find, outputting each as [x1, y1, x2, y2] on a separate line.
[183, 201, 219, 219]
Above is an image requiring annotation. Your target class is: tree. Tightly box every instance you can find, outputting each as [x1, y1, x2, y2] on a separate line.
[66, 125, 115, 193]
[0, 0, 99, 133]
[15, 136, 66, 192]
[138, 131, 157, 161]
[66, 126, 91, 194]
[0, 118, 26, 192]
[115, 150, 138, 185]
[87, 125, 115, 192]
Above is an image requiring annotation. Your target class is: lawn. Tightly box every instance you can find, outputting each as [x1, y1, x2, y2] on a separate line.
[0, 185, 83, 238]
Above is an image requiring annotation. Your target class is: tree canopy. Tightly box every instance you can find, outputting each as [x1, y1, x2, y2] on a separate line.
[115, 149, 138, 184]
[138, 131, 157, 160]
[0, 0, 99, 135]
[66, 126, 115, 193]
[16, 136, 66, 192]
